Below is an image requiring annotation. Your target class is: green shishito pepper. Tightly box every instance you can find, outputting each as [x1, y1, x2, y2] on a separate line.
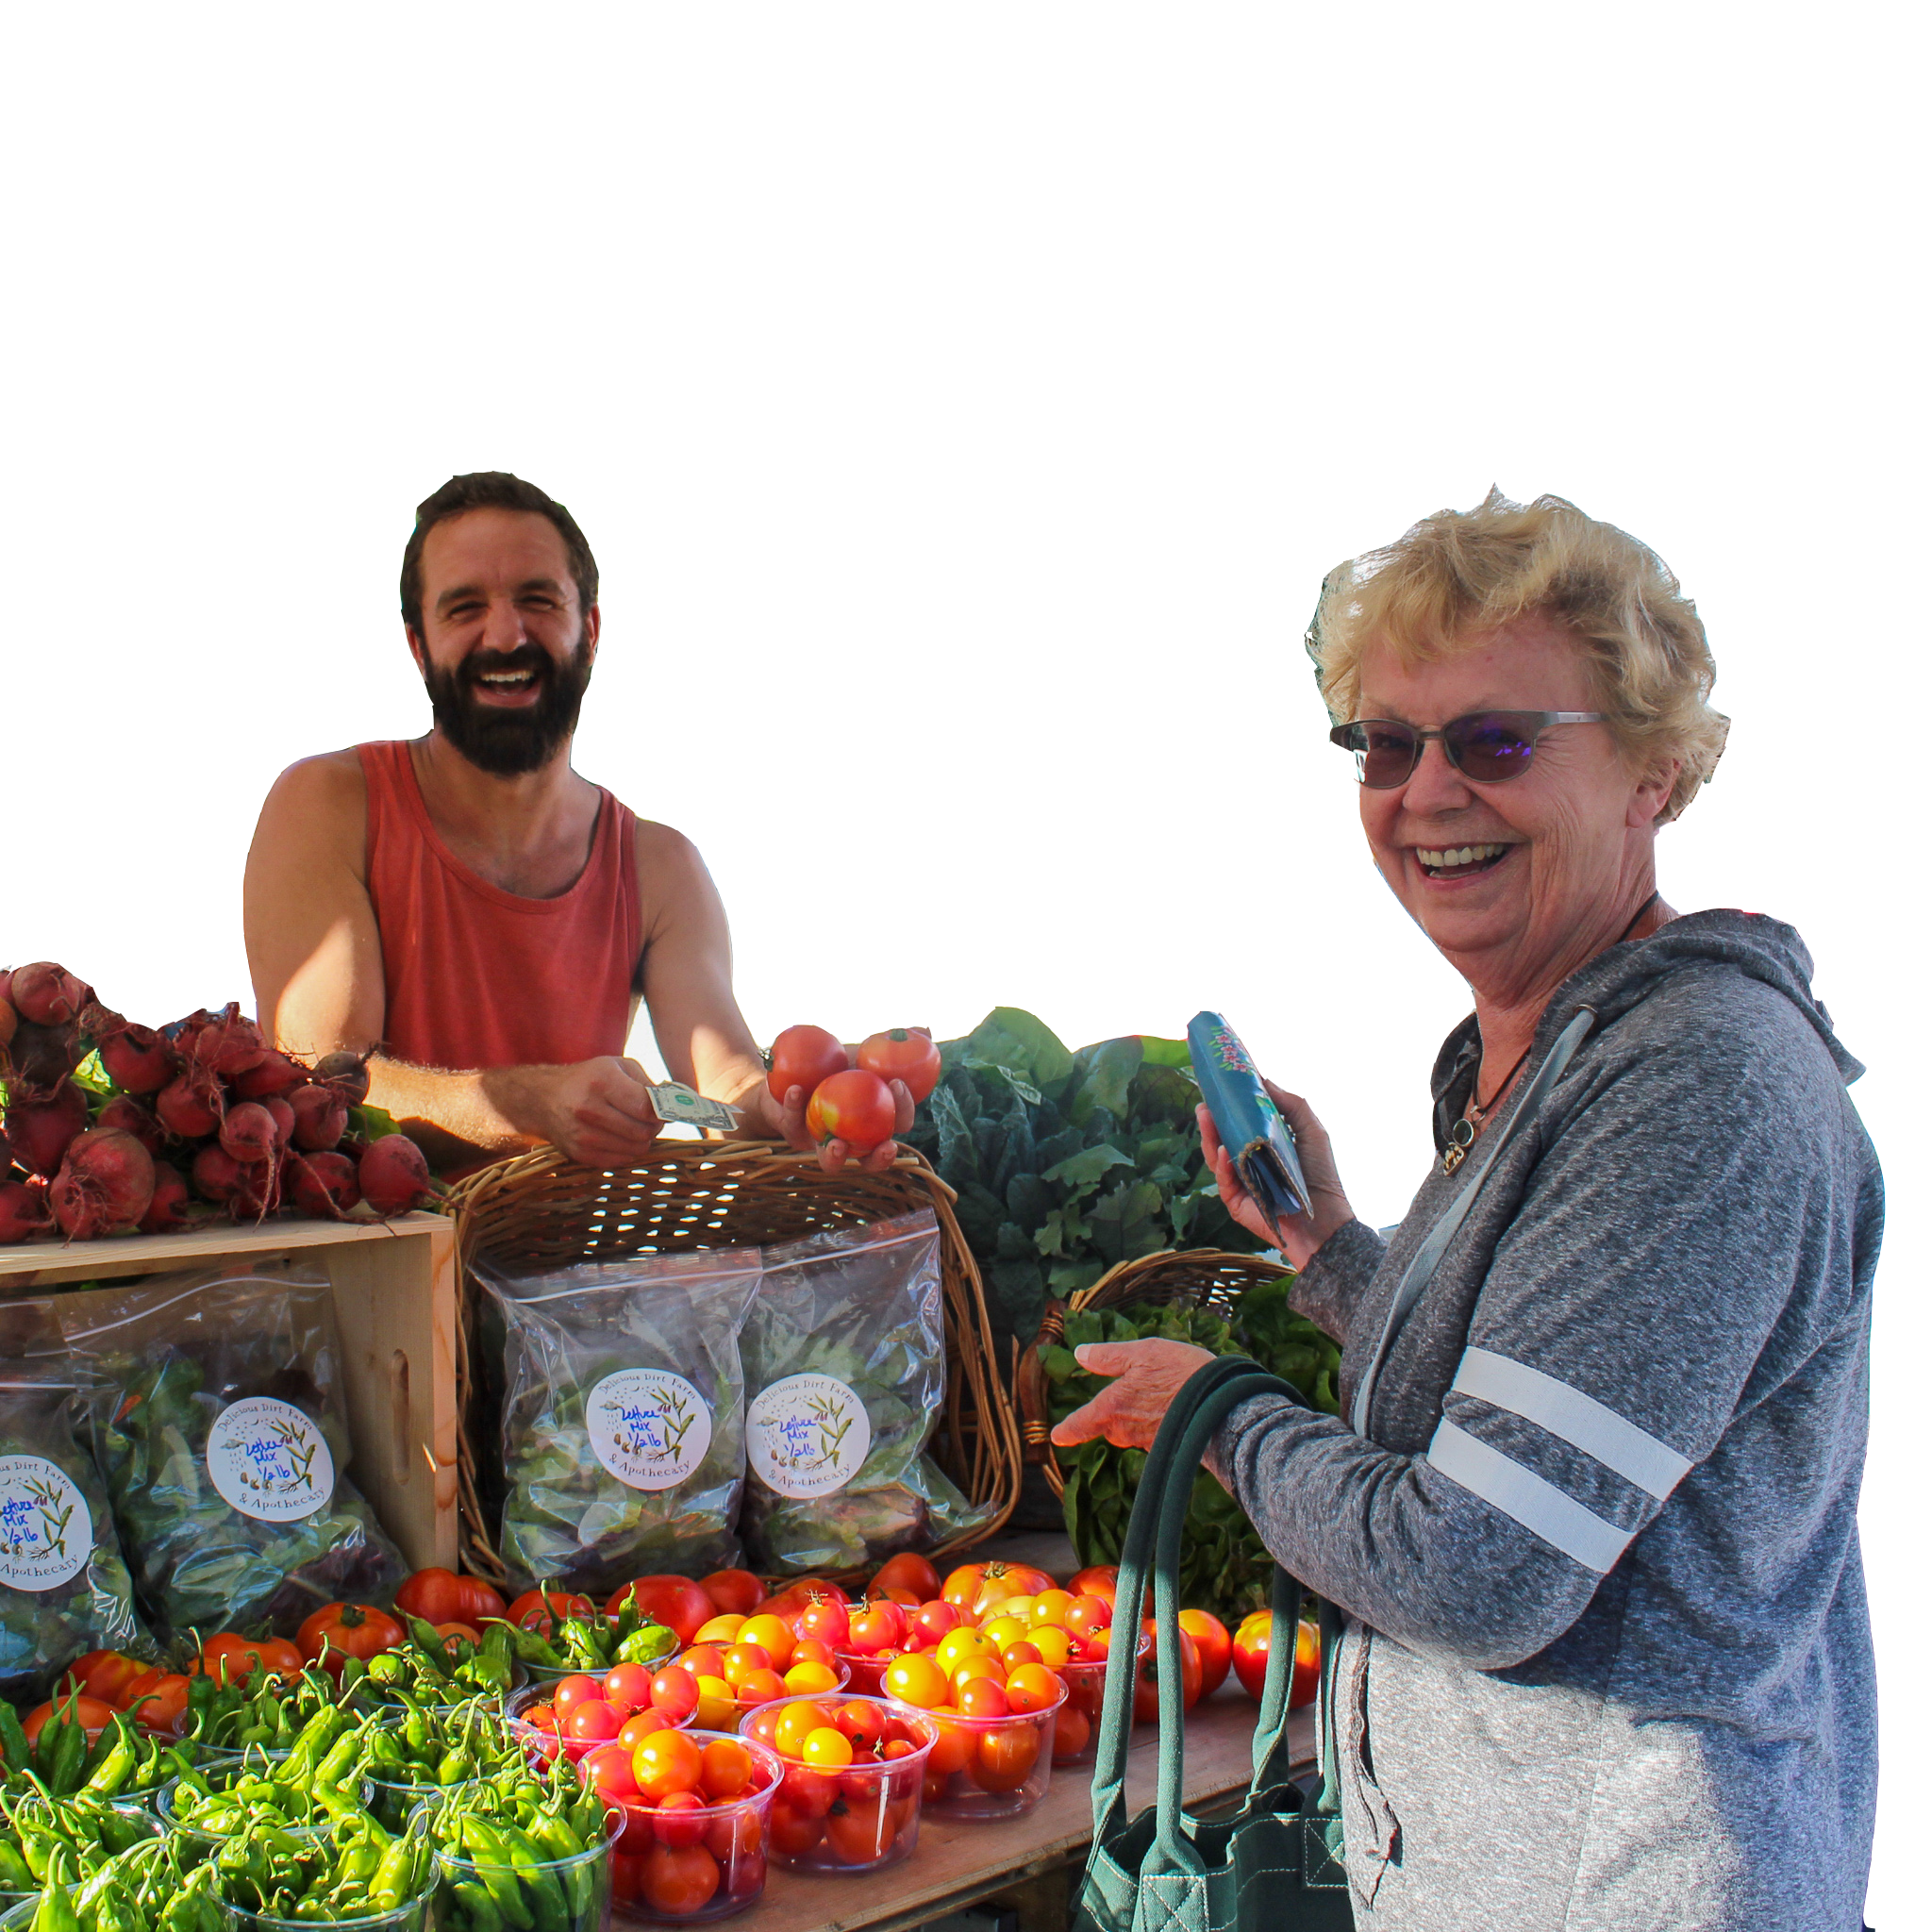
[423, 1753, 609, 1932]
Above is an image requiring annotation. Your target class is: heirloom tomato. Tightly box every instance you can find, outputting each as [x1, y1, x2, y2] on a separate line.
[855, 1028, 941, 1104]
[940, 1560, 1056, 1620]
[1177, 1608, 1232, 1698]
[394, 1567, 506, 1626]
[805, 1071, 895, 1155]
[1232, 1611, 1319, 1707]
[298, 1603, 405, 1673]
[608, 1574, 716, 1645]
[1132, 1621, 1202, 1723]
[767, 1025, 850, 1104]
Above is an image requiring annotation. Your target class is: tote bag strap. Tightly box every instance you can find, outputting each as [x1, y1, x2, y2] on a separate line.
[1088, 1356, 1296, 1869]
[1349, 1005, 1595, 1436]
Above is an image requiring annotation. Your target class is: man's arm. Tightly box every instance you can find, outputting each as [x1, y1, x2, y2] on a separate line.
[242, 755, 662, 1169]
[632, 824, 912, 1171]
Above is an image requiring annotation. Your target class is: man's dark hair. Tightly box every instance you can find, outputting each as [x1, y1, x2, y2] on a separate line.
[399, 472, 599, 637]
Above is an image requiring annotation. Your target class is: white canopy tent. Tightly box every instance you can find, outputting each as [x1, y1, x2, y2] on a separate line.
[1329, 467, 1885, 1197]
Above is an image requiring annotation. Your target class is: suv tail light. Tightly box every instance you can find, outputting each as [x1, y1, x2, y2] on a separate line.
[1105, 1012, 1267, 1074]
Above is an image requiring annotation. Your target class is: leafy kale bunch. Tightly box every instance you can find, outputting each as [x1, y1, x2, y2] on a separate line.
[1039, 1274, 1341, 1625]
[899, 1008, 1260, 1357]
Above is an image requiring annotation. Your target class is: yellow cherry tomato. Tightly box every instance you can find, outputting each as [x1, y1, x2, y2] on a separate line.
[694, 1614, 747, 1645]
[784, 1660, 841, 1694]
[1030, 1590, 1076, 1627]
[693, 1674, 737, 1729]
[985, 1595, 1038, 1624]
[949, 1654, 1006, 1690]
[979, 1617, 1032, 1654]
[803, 1725, 855, 1769]
[934, 1628, 998, 1677]
[1029, 1624, 1074, 1669]
[736, 1616, 794, 1667]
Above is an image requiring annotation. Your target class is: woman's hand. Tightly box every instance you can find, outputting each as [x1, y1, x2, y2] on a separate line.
[758, 1077, 917, 1174]
[1048, 1339, 1219, 1452]
[1198, 1080, 1353, 1268]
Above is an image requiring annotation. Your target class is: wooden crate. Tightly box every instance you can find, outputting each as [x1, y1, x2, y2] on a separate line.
[0, 1213, 458, 1569]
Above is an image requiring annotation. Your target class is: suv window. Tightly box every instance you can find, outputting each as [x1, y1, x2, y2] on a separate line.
[664, 811, 823, 981]
[1143, 791, 1437, 966]
[873, 808, 1090, 981]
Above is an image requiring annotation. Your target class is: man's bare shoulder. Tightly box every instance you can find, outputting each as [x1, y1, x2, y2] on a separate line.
[255, 750, 369, 865]
[628, 815, 725, 931]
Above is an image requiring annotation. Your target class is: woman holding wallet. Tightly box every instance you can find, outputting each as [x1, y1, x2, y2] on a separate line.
[1053, 491, 1880, 1931]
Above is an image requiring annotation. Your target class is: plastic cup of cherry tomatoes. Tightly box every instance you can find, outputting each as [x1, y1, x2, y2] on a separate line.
[510, 1662, 699, 1768]
[1050, 1628, 1153, 1766]
[880, 1644, 1068, 1820]
[736, 1693, 938, 1875]
[963, 1582, 1132, 1769]
[584, 1726, 783, 1924]
[675, 1636, 848, 1738]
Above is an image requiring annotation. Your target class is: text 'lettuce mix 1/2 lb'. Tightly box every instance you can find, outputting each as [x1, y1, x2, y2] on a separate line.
[741, 1208, 993, 1574]
[0, 1303, 155, 1702]
[53, 1266, 404, 1639]
[478, 1248, 762, 1598]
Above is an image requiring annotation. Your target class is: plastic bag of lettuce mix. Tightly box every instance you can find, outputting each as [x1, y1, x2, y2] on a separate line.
[741, 1209, 994, 1575]
[56, 1266, 405, 1640]
[477, 1247, 762, 1598]
[0, 1302, 157, 1703]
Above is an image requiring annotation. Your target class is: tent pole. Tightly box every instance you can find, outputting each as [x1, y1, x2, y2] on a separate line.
[769, 502, 808, 1042]
[1329, 784, 1375, 1205]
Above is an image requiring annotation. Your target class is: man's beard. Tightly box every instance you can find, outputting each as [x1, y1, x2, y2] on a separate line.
[422, 634, 594, 777]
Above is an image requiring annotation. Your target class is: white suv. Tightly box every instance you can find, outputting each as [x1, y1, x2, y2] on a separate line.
[625, 760, 1468, 1213]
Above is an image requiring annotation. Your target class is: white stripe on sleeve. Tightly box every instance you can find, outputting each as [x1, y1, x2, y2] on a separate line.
[1426, 1418, 1633, 1573]
[1452, 1348, 1692, 1501]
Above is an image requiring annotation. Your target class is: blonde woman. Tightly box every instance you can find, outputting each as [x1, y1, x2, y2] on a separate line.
[1056, 492, 1879, 1932]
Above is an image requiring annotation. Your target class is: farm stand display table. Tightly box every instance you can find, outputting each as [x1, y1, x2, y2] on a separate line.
[753, 1683, 1312, 1932]
[0, 1211, 458, 1568]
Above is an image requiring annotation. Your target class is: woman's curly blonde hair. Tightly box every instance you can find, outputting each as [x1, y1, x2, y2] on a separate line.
[1307, 489, 1729, 822]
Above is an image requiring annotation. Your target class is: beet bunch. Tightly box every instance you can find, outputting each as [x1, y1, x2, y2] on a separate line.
[0, 961, 435, 1243]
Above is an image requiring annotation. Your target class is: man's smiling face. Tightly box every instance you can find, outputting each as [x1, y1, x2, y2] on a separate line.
[409, 507, 599, 776]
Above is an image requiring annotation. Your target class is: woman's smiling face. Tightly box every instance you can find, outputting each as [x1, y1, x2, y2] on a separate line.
[1355, 614, 1677, 1005]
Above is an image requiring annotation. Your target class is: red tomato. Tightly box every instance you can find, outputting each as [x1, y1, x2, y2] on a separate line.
[600, 1662, 654, 1714]
[618, 1710, 672, 1751]
[608, 1576, 717, 1646]
[767, 1025, 850, 1105]
[767, 1802, 825, 1859]
[940, 1561, 1057, 1620]
[957, 1677, 1009, 1719]
[582, 1741, 641, 1800]
[1069, 1565, 1121, 1607]
[912, 1600, 961, 1644]
[641, 1842, 721, 1916]
[58, 1652, 145, 1707]
[754, 1578, 850, 1622]
[796, 1599, 850, 1649]
[566, 1699, 622, 1743]
[1232, 1612, 1319, 1707]
[120, 1671, 191, 1733]
[297, 1604, 406, 1674]
[394, 1567, 507, 1627]
[611, 1850, 645, 1907]
[846, 1601, 907, 1655]
[870, 1552, 942, 1603]
[698, 1570, 763, 1618]
[505, 1588, 595, 1637]
[804, 1071, 895, 1155]
[823, 1797, 894, 1866]
[855, 1029, 941, 1104]
[198, 1634, 303, 1686]
[1063, 1594, 1113, 1643]
[1133, 1622, 1203, 1722]
[1177, 1609, 1232, 1699]
[23, 1696, 116, 1742]
[433, 1623, 483, 1655]
[553, 1674, 605, 1718]
[970, 1724, 1041, 1794]
[650, 1667, 700, 1724]
[652, 1791, 710, 1852]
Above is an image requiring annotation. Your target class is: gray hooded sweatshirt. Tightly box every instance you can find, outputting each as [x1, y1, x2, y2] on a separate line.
[1211, 910, 1880, 1931]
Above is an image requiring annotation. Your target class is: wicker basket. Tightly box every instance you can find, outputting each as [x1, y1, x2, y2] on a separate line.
[1014, 1247, 1291, 1500]
[446, 1140, 1022, 1587]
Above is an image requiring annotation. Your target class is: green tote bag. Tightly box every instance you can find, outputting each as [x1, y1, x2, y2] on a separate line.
[1071, 1354, 1354, 1932]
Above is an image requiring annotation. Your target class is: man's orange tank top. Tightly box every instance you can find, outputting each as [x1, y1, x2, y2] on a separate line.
[357, 741, 642, 1071]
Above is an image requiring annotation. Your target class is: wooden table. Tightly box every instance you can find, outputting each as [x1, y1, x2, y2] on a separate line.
[749, 1687, 1314, 1932]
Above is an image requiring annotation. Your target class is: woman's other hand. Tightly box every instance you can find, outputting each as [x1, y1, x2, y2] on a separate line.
[1048, 1339, 1218, 1452]
[1198, 1080, 1353, 1268]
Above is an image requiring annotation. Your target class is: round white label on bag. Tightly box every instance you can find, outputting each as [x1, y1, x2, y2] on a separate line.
[587, 1371, 713, 1491]
[0, 1456, 92, 1591]
[746, 1374, 871, 1498]
[207, 1397, 335, 1522]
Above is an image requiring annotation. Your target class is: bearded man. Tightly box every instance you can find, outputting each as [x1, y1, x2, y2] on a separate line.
[243, 471, 908, 1172]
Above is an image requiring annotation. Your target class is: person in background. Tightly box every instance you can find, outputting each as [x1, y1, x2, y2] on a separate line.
[1769, 861, 1839, 958]
[1054, 491, 1879, 1930]
[243, 471, 909, 1173]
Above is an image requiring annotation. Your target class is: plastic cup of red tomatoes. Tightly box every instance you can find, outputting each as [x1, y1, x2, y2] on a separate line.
[588, 1727, 783, 1924]
[1050, 1628, 1152, 1766]
[893, 1675, 1068, 1820]
[510, 1663, 698, 1768]
[736, 1693, 938, 1876]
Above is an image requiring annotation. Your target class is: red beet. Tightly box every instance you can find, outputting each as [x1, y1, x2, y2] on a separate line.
[186, 1004, 267, 1080]
[7, 1019, 82, 1089]
[288, 1084, 349, 1152]
[314, 1050, 372, 1107]
[0, 1181, 53, 1244]
[220, 1102, 281, 1166]
[0, 994, 15, 1057]
[263, 1096, 295, 1147]
[191, 1142, 247, 1203]
[5, 1080, 92, 1178]
[138, 1164, 192, 1234]
[95, 1021, 176, 1096]
[156, 1069, 224, 1140]
[358, 1133, 433, 1216]
[285, 1150, 359, 1220]
[8, 963, 91, 1027]
[233, 1053, 307, 1101]
[50, 1128, 157, 1240]
[96, 1095, 166, 1156]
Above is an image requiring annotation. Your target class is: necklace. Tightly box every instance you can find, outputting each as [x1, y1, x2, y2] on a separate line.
[1440, 890, 1661, 1175]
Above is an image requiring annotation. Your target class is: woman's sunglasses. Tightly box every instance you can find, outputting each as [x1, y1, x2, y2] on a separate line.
[1329, 710, 1606, 788]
